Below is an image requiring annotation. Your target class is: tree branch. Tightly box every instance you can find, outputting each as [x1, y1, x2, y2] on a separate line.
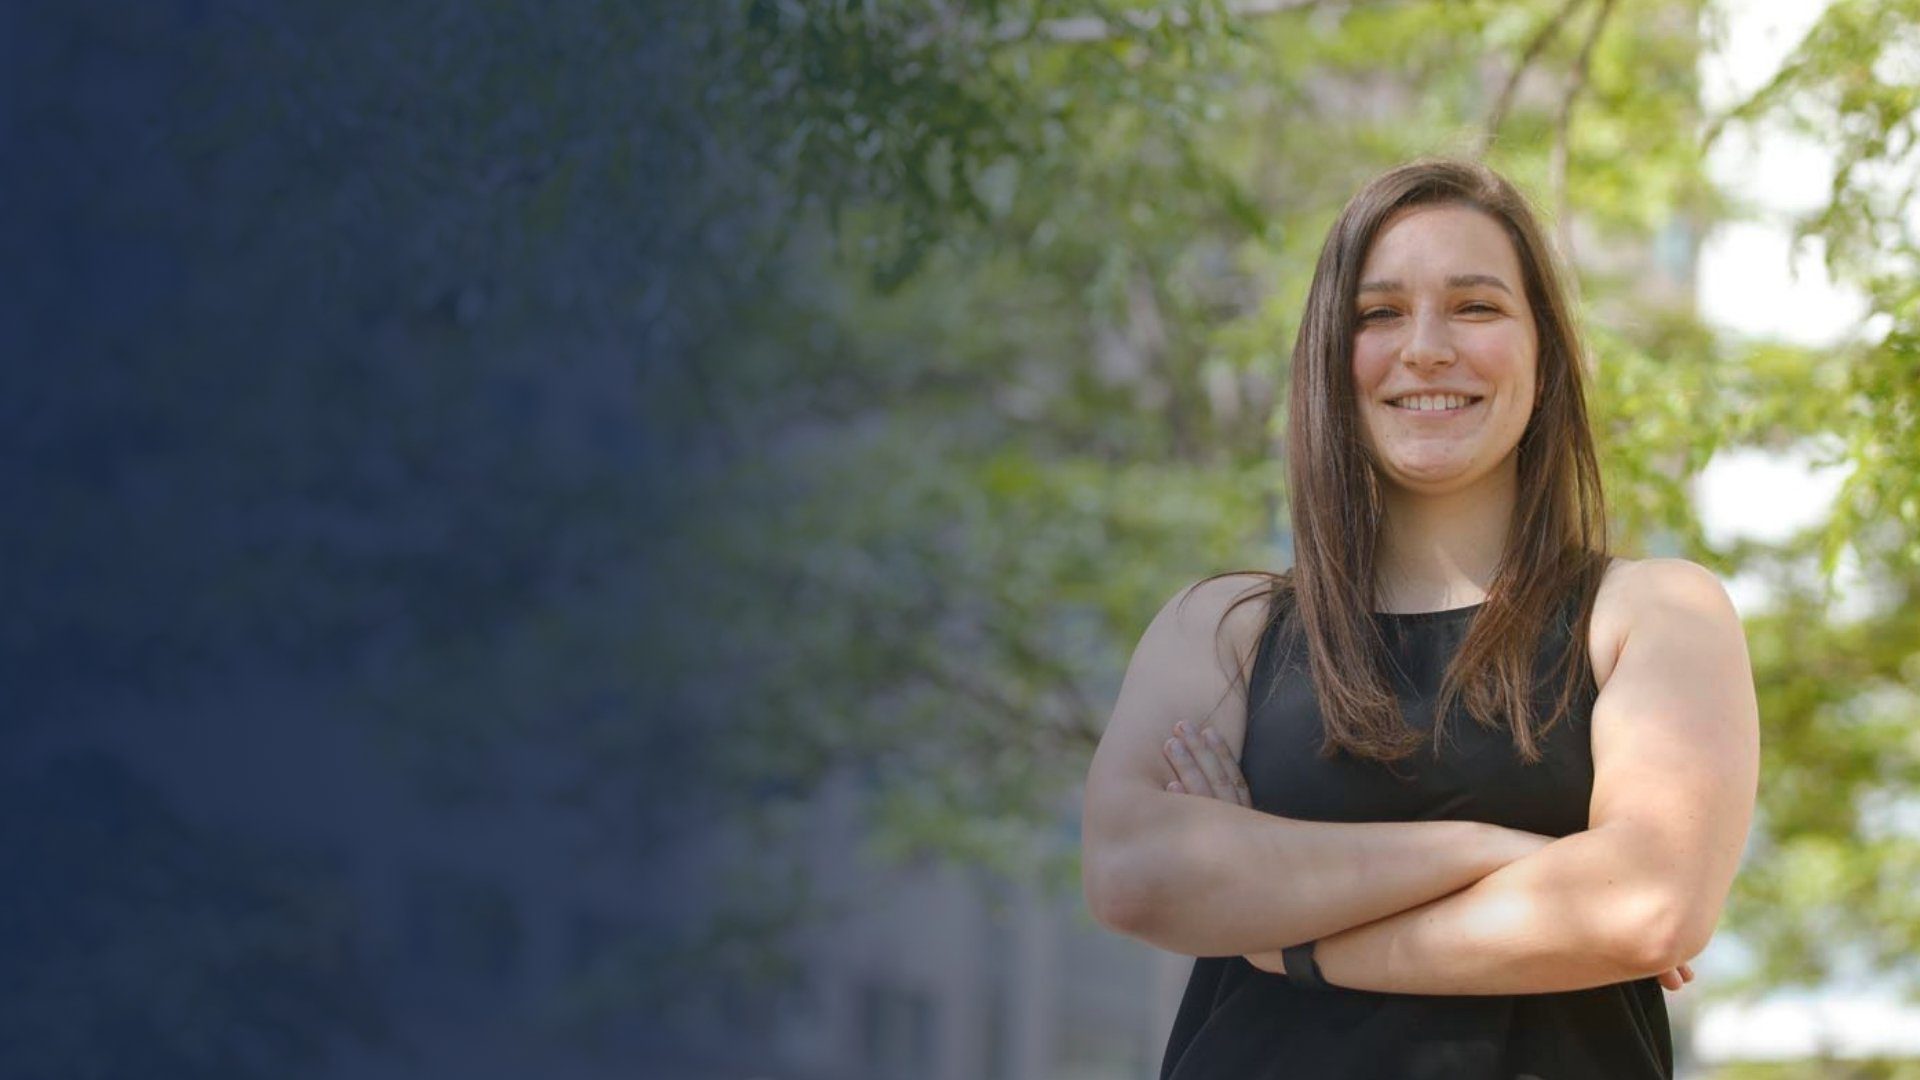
[1477, 0, 1590, 158]
[1550, 0, 1615, 263]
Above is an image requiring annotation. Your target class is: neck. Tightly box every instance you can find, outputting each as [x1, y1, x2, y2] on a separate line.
[1372, 456, 1518, 612]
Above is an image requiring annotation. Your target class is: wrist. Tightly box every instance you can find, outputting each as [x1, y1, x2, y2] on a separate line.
[1282, 939, 1334, 991]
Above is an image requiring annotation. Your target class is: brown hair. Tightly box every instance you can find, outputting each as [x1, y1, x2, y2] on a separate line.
[1208, 157, 1610, 765]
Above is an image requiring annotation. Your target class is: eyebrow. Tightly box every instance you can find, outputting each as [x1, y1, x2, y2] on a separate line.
[1357, 274, 1515, 296]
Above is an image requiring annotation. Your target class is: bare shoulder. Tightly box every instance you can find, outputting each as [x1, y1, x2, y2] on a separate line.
[1171, 572, 1275, 652]
[1142, 571, 1276, 752]
[1588, 556, 1742, 691]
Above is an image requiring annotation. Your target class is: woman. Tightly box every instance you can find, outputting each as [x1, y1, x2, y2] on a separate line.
[1080, 158, 1759, 1079]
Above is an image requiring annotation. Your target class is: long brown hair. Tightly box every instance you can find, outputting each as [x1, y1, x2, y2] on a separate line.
[1211, 157, 1610, 765]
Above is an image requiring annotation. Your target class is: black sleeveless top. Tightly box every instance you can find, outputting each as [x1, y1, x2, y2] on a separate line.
[1158, 594, 1672, 1080]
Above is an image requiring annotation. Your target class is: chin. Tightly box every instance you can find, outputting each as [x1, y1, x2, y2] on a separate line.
[1381, 462, 1481, 493]
[1384, 451, 1471, 478]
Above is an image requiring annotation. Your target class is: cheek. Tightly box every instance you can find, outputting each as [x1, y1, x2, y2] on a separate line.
[1461, 331, 1534, 391]
[1350, 340, 1394, 391]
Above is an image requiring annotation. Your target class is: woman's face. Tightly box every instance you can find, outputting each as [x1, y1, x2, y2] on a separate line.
[1350, 203, 1539, 497]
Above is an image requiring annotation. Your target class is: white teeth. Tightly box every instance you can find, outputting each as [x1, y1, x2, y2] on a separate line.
[1390, 394, 1474, 411]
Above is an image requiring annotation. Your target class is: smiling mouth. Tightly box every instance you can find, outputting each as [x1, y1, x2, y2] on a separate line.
[1386, 395, 1484, 414]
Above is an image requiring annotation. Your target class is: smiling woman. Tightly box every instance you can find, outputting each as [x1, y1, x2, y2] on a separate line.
[1079, 158, 1759, 1080]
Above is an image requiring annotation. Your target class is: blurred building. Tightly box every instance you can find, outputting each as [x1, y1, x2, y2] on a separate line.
[681, 769, 1189, 1080]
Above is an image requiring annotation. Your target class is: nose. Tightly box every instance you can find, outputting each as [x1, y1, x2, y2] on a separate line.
[1402, 309, 1457, 369]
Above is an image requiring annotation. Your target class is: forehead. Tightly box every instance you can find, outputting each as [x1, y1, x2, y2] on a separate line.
[1358, 203, 1523, 285]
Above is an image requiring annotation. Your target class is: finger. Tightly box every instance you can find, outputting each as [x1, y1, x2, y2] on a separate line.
[1176, 722, 1235, 803]
[1657, 968, 1681, 992]
[1203, 728, 1254, 807]
[1166, 737, 1217, 798]
[1163, 737, 1216, 799]
[1167, 780, 1185, 794]
[1680, 963, 1694, 983]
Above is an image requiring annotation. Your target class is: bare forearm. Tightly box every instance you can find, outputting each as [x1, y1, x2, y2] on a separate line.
[1261, 824, 1681, 995]
[1089, 791, 1537, 957]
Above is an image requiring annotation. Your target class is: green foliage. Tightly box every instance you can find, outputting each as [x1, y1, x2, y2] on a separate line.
[1716, 0, 1920, 575]
[682, 0, 1920, 1025]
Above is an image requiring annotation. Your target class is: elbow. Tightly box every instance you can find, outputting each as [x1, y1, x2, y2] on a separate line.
[1612, 891, 1719, 973]
[1080, 788, 1178, 937]
[1083, 848, 1160, 937]
[1663, 905, 1721, 968]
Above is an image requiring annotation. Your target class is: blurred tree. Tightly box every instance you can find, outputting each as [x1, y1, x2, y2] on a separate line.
[685, 0, 1920, 1019]
[1695, 0, 1920, 1000]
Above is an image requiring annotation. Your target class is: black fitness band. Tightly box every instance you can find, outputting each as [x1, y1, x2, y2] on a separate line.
[1282, 940, 1332, 990]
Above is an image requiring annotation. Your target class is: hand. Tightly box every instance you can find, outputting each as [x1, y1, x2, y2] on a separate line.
[1161, 720, 1251, 807]
[1246, 948, 1287, 976]
[1656, 962, 1694, 992]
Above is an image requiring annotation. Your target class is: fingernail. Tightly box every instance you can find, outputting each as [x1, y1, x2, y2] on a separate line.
[1174, 721, 1186, 736]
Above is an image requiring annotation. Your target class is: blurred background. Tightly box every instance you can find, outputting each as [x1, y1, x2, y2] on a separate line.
[5, 0, 1919, 1077]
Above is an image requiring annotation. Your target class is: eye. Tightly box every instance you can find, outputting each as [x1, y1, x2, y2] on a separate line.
[1459, 301, 1501, 315]
[1358, 308, 1400, 323]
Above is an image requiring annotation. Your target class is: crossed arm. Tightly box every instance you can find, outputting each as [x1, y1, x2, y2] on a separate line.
[1083, 562, 1759, 996]
[1147, 747, 1699, 994]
